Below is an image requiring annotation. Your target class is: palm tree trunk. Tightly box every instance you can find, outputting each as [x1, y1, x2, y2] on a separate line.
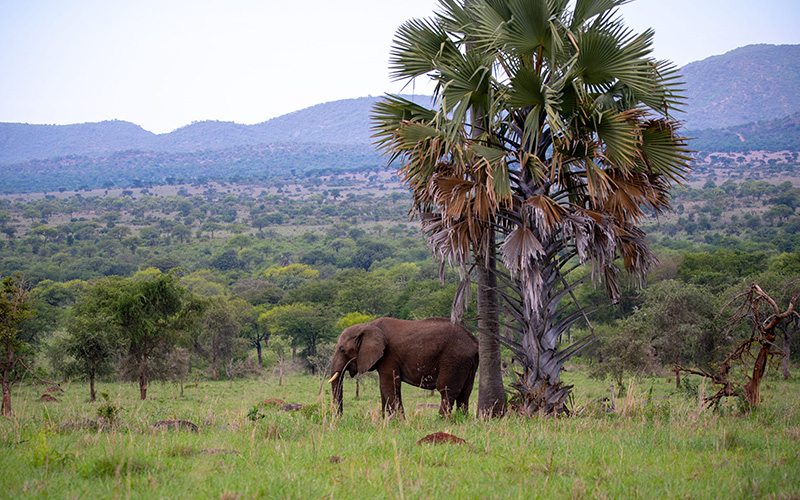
[476, 243, 505, 417]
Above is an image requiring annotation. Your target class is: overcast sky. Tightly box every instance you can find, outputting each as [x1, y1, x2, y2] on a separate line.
[1, 0, 798, 134]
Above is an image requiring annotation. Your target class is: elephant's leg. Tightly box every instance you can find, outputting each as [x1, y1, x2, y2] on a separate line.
[438, 368, 475, 416]
[455, 378, 474, 415]
[437, 385, 457, 417]
[379, 369, 404, 418]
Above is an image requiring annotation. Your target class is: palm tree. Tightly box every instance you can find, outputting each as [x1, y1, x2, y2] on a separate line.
[372, 0, 691, 415]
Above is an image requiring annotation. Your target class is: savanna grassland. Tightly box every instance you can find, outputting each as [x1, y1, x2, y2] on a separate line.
[1, 367, 798, 499]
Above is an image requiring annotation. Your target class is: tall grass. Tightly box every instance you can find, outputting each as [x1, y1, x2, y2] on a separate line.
[1, 367, 798, 499]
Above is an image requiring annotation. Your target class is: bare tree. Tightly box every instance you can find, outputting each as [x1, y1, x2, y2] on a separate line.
[677, 283, 800, 407]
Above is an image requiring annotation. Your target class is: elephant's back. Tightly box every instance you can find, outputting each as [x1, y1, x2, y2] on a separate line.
[374, 317, 477, 353]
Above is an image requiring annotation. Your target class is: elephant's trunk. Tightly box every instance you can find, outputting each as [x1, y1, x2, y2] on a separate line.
[330, 356, 354, 415]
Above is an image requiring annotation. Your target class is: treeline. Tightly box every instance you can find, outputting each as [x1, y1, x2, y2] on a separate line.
[0, 143, 382, 194]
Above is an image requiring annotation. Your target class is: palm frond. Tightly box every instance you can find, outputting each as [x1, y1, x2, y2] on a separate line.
[637, 119, 693, 183]
[570, 0, 629, 29]
[389, 17, 459, 82]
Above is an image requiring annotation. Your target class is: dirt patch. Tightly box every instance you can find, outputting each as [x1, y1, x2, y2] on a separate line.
[262, 398, 286, 406]
[416, 432, 466, 445]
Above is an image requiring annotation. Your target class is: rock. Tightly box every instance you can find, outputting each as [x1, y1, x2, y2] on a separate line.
[152, 419, 199, 432]
[279, 404, 303, 412]
[58, 419, 98, 431]
[39, 394, 59, 402]
[416, 432, 466, 445]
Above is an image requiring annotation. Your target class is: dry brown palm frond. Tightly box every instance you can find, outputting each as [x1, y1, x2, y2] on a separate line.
[562, 210, 617, 289]
[523, 194, 564, 241]
[500, 226, 545, 276]
[423, 214, 471, 268]
[615, 223, 658, 286]
[600, 170, 672, 224]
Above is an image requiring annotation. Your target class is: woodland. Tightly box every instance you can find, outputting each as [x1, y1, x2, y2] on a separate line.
[0, 158, 798, 406]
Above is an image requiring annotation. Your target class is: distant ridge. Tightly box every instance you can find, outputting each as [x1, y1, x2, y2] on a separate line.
[0, 120, 155, 164]
[0, 95, 434, 165]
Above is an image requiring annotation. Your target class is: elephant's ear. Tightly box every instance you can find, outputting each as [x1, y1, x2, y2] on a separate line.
[357, 325, 386, 374]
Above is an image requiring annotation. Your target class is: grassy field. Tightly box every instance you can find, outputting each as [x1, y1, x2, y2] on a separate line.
[1, 367, 798, 499]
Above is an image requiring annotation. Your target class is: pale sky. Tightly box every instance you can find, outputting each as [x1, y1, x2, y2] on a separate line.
[1, 0, 798, 134]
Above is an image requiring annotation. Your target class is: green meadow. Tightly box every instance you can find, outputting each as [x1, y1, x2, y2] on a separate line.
[1, 368, 798, 499]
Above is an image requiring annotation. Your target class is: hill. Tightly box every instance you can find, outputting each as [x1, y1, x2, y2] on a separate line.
[683, 44, 800, 131]
[1, 45, 798, 165]
[0, 120, 156, 164]
[0, 95, 433, 165]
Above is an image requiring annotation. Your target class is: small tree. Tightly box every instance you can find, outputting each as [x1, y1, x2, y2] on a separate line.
[638, 280, 719, 388]
[591, 320, 656, 397]
[195, 297, 248, 380]
[260, 303, 335, 371]
[107, 270, 200, 400]
[307, 342, 336, 377]
[64, 304, 116, 402]
[336, 312, 376, 332]
[0, 275, 32, 416]
[268, 335, 291, 386]
[244, 304, 271, 365]
[164, 347, 191, 396]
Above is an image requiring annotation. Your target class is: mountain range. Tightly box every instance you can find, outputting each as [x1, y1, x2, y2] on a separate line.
[1, 44, 798, 193]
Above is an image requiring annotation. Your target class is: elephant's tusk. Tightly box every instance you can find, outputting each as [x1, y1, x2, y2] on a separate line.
[328, 372, 340, 384]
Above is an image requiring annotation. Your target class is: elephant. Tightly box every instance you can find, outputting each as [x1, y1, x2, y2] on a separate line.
[328, 317, 478, 417]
